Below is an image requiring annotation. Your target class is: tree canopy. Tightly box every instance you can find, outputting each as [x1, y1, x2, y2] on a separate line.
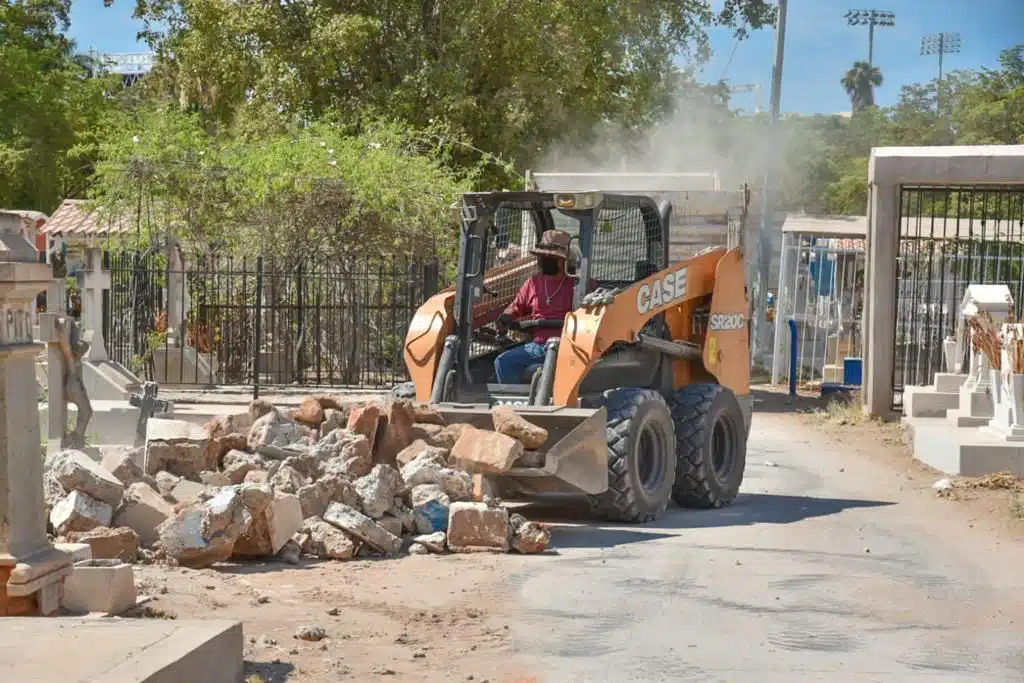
[841, 61, 883, 112]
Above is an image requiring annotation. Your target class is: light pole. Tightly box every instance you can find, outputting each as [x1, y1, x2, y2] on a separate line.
[921, 32, 961, 112]
[845, 9, 896, 68]
[753, 0, 788, 367]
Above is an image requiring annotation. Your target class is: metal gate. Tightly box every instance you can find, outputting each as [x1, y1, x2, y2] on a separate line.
[892, 185, 1024, 408]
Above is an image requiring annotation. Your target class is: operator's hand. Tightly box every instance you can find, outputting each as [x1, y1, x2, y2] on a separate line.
[497, 313, 520, 335]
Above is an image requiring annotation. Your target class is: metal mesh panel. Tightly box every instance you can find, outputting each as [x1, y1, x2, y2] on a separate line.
[591, 197, 665, 288]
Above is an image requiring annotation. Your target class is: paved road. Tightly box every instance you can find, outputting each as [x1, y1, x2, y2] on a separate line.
[507, 413, 1024, 682]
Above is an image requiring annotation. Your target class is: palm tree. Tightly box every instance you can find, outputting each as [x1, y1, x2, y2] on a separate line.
[841, 61, 883, 112]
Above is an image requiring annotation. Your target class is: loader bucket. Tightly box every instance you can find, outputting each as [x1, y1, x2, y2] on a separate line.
[434, 404, 609, 495]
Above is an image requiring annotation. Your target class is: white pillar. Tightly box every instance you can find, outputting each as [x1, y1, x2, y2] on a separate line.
[770, 231, 794, 384]
[166, 246, 186, 347]
[82, 247, 109, 362]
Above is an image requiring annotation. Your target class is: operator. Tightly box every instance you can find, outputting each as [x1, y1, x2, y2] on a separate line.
[494, 229, 576, 384]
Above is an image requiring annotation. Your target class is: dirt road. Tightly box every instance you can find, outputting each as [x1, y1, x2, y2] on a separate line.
[137, 402, 1024, 682]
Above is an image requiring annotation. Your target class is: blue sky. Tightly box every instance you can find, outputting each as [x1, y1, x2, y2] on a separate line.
[69, 0, 1024, 115]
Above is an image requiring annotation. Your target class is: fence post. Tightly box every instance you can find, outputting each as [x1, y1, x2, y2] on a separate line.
[253, 254, 264, 400]
[423, 259, 439, 299]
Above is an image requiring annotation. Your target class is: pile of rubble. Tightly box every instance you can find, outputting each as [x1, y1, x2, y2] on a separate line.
[43, 396, 552, 568]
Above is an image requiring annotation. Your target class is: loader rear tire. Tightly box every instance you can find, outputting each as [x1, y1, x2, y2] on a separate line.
[587, 388, 676, 523]
[670, 383, 747, 509]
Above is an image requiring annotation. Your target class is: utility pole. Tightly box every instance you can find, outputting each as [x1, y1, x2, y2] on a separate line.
[845, 9, 896, 68]
[753, 0, 787, 366]
[921, 32, 961, 112]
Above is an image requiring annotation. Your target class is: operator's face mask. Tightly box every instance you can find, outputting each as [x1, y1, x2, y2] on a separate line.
[537, 256, 562, 276]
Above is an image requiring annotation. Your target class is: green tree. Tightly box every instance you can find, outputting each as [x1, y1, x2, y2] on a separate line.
[0, 0, 118, 211]
[841, 61, 883, 112]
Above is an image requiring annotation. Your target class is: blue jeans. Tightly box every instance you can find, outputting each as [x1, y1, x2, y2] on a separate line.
[494, 342, 546, 384]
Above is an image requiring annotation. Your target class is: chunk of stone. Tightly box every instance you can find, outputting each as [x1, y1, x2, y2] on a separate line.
[297, 484, 329, 519]
[170, 478, 208, 505]
[156, 487, 251, 568]
[447, 502, 510, 553]
[353, 464, 404, 519]
[43, 470, 66, 520]
[396, 440, 449, 469]
[471, 474, 497, 503]
[408, 542, 429, 555]
[277, 538, 301, 564]
[113, 482, 175, 547]
[293, 396, 325, 427]
[248, 398, 275, 422]
[401, 455, 473, 500]
[100, 448, 155, 489]
[200, 470, 231, 487]
[144, 419, 217, 479]
[434, 423, 475, 451]
[490, 405, 549, 449]
[244, 470, 269, 484]
[515, 450, 546, 468]
[450, 428, 523, 474]
[154, 471, 181, 498]
[49, 449, 125, 508]
[300, 518, 356, 560]
[388, 498, 416, 534]
[410, 484, 451, 534]
[345, 404, 383, 454]
[413, 531, 447, 553]
[234, 491, 304, 557]
[269, 464, 308, 495]
[374, 399, 415, 466]
[409, 423, 446, 447]
[509, 513, 551, 554]
[61, 559, 137, 615]
[212, 433, 249, 464]
[294, 625, 326, 642]
[323, 502, 402, 555]
[412, 404, 446, 426]
[222, 449, 263, 485]
[321, 408, 346, 436]
[204, 412, 253, 439]
[281, 452, 322, 482]
[236, 482, 275, 513]
[315, 429, 373, 478]
[66, 526, 139, 561]
[50, 491, 113, 535]
[248, 409, 305, 457]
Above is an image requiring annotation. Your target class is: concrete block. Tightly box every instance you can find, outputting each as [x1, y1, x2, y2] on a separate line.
[48, 449, 125, 508]
[935, 372, 968, 393]
[447, 502, 510, 553]
[113, 482, 174, 547]
[902, 385, 959, 418]
[54, 542, 93, 564]
[61, 559, 137, 615]
[0, 618, 244, 683]
[233, 491, 303, 557]
[50, 491, 113, 535]
[170, 478, 208, 505]
[904, 415, 1024, 476]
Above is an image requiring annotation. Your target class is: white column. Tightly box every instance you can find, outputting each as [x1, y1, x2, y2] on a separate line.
[770, 231, 794, 384]
[82, 247, 109, 362]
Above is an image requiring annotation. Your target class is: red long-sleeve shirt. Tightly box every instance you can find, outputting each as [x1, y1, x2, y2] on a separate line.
[507, 275, 595, 343]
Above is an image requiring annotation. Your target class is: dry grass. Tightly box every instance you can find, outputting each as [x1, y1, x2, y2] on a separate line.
[969, 310, 1002, 370]
[956, 471, 1024, 493]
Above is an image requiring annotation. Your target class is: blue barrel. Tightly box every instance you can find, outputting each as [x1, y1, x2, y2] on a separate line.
[843, 357, 863, 386]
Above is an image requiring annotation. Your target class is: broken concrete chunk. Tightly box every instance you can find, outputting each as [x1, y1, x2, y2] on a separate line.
[200, 470, 231, 487]
[49, 449, 125, 508]
[345, 404, 383, 454]
[323, 502, 402, 555]
[212, 433, 249, 465]
[66, 526, 139, 562]
[43, 470, 66, 519]
[388, 498, 416, 534]
[223, 449, 263, 485]
[491, 405, 549, 449]
[100, 448, 154, 489]
[281, 452, 322, 482]
[396, 440, 449, 469]
[412, 404, 446, 426]
[410, 484, 451, 534]
[157, 486, 251, 568]
[434, 423, 475, 451]
[401, 456, 473, 501]
[234, 491, 304, 557]
[293, 396, 326, 427]
[374, 399, 416, 466]
[203, 412, 254, 439]
[248, 409, 307, 456]
[321, 408, 347, 436]
[248, 398, 275, 422]
[50, 491, 113, 535]
[236, 483, 275, 514]
[353, 464, 404, 519]
[509, 513, 551, 554]
[515, 450, 546, 468]
[450, 428, 523, 474]
[300, 518, 356, 560]
[447, 502, 510, 553]
[314, 429, 373, 477]
[413, 531, 447, 553]
[170, 478, 208, 505]
[297, 483, 329, 519]
[377, 514, 404, 537]
[243, 470, 269, 484]
[154, 471, 181, 498]
[409, 423, 446, 447]
[408, 542, 429, 555]
[144, 418, 217, 479]
[113, 482, 174, 547]
[269, 464, 309, 494]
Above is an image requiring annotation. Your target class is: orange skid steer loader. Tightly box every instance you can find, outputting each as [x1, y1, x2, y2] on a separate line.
[394, 191, 752, 522]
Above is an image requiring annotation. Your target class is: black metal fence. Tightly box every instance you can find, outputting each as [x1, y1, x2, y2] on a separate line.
[104, 251, 443, 392]
[892, 185, 1024, 408]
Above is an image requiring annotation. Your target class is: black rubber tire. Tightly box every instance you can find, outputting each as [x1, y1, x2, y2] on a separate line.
[390, 381, 417, 400]
[670, 383, 747, 509]
[587, 388, 677, 523]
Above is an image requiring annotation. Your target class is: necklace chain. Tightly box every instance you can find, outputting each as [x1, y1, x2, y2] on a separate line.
[543, 275, 566, 305]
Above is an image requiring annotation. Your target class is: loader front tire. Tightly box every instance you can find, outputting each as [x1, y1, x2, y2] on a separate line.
[588, 388, 676, 523]
[670, 383, 747, 509]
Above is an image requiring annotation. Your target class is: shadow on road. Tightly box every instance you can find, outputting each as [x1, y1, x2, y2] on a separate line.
[531, 492, 895, 550]
[244, 660, 296, 683]
[750, 386, 831, 414]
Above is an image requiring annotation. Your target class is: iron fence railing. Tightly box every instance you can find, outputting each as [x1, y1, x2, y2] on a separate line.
[892, 185, 1024, 408]
[104, 251, 443, 394]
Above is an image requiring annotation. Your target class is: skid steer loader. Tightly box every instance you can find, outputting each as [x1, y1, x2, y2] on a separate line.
[394, 190, 752, 523]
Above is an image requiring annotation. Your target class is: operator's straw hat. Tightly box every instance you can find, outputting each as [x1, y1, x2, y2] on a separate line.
[530, 229, 571, 260]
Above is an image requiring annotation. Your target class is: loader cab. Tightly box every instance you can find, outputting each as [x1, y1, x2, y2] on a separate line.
[432, 191, 673, 407]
